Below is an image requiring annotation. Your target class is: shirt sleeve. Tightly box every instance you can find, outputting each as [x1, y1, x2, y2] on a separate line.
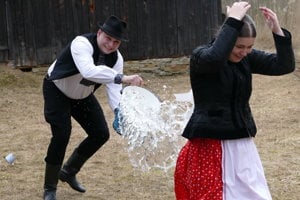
[70, 36, 118, 84]
[106, 51, 124, 110]
[71, 35, 124, 111]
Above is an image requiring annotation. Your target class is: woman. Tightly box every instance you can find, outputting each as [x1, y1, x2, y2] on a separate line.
[174, 2, 295, 200]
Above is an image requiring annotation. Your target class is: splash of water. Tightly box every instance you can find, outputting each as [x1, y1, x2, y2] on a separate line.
[119, 86, 193, 172]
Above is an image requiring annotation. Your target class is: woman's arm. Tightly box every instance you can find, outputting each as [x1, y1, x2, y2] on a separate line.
[259, 7, 284, 36]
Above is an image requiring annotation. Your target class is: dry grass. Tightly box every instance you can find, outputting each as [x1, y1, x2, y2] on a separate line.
[0, 63, 299, 200]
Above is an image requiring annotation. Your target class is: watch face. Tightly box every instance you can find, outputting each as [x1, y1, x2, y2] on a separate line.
[114, 74, 123, 84]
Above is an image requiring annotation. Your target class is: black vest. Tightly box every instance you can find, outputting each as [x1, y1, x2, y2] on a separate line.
[48, 33, 118, 82]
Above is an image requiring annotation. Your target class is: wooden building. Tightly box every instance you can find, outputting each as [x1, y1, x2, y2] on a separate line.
[0, 0, 222, 68]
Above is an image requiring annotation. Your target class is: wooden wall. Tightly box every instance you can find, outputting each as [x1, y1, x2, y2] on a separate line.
[0, 0, 222, 67]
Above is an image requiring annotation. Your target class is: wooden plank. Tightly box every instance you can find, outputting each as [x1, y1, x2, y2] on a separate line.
[0, 0, 8, 62]
[113, 0, 130, 59]
[5, 0, 14, 62]
[71, 0, 90, 35]
[0, 1, 7, 48]
[10, 0, 23, 66]
[176, 0, 200, 55]
[119, 0, 139, 59]
[133, 0, 156, 59]
[176, 0, 221, 55]
[94, 0, 115, 26]
[31, 0, 54, 64]
[153, 1, 178, 57]
[22, 0, 37, 66]
[78, 0, 91, 33]
[88, 0, 97, 32]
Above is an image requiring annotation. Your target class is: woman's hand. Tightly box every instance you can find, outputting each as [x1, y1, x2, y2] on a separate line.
[259, 7, 284, 36]
[226, 1, 251, 20]
[122, 74, 144, 86]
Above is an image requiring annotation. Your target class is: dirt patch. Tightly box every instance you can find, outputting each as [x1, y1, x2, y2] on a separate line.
[0, 63, 299, 200]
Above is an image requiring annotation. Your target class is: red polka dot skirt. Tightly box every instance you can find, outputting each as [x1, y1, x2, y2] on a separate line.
[174, 138, 222, 200]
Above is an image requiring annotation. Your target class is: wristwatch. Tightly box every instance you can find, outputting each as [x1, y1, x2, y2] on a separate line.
[114, 74, 124, 84]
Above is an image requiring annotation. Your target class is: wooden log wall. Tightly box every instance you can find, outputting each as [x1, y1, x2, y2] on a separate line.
[0, 0, 222, 67]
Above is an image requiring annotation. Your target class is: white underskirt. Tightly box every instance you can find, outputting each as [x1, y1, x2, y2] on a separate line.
[222, 138, 272, 200]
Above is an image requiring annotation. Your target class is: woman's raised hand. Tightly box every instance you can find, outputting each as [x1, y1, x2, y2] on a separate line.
[227, 1, 251, 20]
[259, 7, 284, 36]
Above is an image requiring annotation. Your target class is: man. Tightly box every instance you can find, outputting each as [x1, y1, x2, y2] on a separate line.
[42, 15, 143, 200]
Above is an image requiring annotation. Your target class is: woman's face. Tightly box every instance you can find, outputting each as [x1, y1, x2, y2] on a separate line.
[229, 37, 255, 63]
[97, 30, 121, 54]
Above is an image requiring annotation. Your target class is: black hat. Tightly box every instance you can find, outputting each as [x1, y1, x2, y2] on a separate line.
[98, 15, 128, 42]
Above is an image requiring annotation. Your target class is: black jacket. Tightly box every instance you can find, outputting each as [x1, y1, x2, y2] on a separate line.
[182, 18, 295, 140]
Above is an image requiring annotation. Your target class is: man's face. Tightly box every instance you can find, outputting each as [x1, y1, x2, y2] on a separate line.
[97, 30, 121, 54]
[229, 37, 255, 63]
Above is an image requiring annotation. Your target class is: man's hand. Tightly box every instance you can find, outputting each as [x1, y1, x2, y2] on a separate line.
[122, 75, 144, 86]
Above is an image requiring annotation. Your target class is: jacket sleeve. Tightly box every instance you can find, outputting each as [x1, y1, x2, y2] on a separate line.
[249, 29, 295, 75]
[190, 17, 243, 73]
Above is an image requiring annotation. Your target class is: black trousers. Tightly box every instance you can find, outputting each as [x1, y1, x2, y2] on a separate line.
[43, 77, 110, 165]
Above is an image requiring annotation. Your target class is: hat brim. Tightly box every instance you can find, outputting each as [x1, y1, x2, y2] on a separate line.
[98, 22, 129, 42]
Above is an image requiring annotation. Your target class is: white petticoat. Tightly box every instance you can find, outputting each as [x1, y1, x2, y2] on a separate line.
[222, 138, 272, 200]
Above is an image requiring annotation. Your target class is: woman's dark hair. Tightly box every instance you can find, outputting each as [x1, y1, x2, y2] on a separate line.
[239, 14, 256, 37]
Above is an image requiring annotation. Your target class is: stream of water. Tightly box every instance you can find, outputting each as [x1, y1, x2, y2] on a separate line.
[119, 86, 193, 172]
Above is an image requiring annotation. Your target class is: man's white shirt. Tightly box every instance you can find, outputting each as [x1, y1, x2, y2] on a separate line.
[48, 35, 123, 111]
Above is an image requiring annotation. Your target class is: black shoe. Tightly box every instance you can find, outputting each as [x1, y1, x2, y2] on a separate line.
[59, 148, 88, 193]
[44, 189, 57, 200]
[59, 168, 86, 193]
[43, 164, 60, 200]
